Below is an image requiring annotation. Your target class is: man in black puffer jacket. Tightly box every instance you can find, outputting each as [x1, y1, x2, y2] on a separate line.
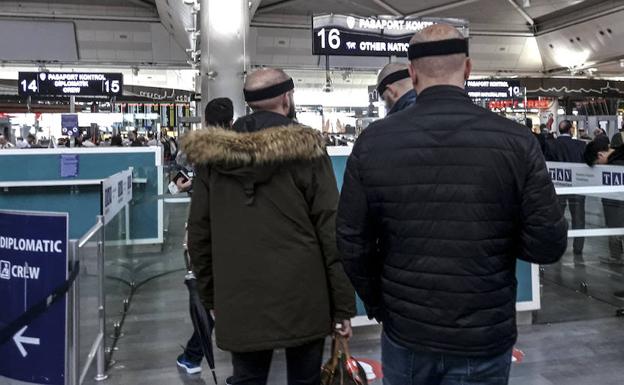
[336, 24, 567, 385]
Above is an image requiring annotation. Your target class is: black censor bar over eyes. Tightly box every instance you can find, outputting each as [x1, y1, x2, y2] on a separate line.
[377, 69, 411, 97]
[408, 38, 469, 61]
[244, 78, 295, 102]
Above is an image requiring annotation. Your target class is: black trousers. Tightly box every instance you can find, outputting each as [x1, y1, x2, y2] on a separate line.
[184, 331, 204, 363]
[559, 195, 586, 253]
[230, 338, 325, 385]
[603, 199, 624, 259]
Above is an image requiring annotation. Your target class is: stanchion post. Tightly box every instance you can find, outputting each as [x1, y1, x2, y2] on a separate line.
[69, 240, 80, 385]
[94, 215, 109, 382]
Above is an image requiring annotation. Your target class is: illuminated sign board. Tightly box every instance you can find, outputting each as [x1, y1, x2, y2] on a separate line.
[465, 80, 524, 99]
[488, 99, 553, 110]
[18, 72, 123, 97]
[312, 14, 469, 57]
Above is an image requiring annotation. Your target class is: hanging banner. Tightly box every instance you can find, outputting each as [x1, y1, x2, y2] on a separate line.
[18, 72, 123, 97]
[312, 14, 469, 57]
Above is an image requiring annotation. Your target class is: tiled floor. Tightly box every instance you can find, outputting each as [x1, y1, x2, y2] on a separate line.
[86, 270, 624, 385]
[80, 201, 624, 385]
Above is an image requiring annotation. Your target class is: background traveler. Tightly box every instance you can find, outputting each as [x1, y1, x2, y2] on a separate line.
[0, 134, 14, 149]
[546, 120, 587, 256]
[594, 127, 608, 140]
[584, 136, 624, 266]
[176, 97, 235, 375]
[376, 63, 416, 115]
[183, 68, 356, 385]
[611, 122, 624, 149]
[110, 134, 123, 147]
[336, 24, 567, 385]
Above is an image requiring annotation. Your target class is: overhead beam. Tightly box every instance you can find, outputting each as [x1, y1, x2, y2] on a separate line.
[250, 20, 533, 37]
[0, 12, 160, 23]
[406, 0, 480, 18]
[249, 0, 262, 19]
[372, 0, 403, 17]
[257, 0, 302, 14]
[505, 0, 535, 26]
[126, 0, 157, 10]
[535, 1, 624, 36]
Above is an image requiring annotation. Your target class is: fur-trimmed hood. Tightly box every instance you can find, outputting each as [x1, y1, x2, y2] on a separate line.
[181, 124, 326, 167]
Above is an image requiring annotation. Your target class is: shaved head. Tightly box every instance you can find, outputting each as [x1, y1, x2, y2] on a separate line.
[243, 67, 296, 118]
[244, 68, 290, 92]
[244, 68, 292, 111]
[408, 24, 470, 92]
[377, 63, 409, 88]
[377, 62, 414, 110]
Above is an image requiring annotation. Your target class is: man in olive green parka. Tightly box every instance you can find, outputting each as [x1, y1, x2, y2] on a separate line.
[182, 68, 356, 385]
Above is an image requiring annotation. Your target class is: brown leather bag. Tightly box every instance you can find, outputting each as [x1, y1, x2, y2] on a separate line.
[321, 335, 368, 385]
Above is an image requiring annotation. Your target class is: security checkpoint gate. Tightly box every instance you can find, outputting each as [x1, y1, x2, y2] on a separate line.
[0, 210, 69, 385]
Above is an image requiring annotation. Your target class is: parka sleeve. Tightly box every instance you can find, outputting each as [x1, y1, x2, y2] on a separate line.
[305, 154, 357, 322]
[519, 136, 568, 264]
[187, 166, 214, 310]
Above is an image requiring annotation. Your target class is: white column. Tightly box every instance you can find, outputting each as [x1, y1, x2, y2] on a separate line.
[200, 0, 249, 121]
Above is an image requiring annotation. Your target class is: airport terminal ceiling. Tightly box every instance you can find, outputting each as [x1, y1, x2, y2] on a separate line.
[1, 0, 624, 80]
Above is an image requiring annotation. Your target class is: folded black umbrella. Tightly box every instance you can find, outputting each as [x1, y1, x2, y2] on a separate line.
[184, 250, 218, 384]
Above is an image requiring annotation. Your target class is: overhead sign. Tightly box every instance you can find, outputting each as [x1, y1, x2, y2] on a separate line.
[312, 14, 469, 57]
[18, 72, 123, 97]
[465, 80, 525, 99]
[488, 99, 554, 110]
[0, 210, 68, 385]
[101, 169, 133, 225]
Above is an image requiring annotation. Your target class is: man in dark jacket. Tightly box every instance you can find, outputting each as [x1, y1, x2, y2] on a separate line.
[336, 24, 567, 385]
[175, 97, 234, 375]
[376, 63, 417, 115]
[183, 68, 356, 385]
[546, 120, 587, 255]
[611, 122, 624, 149]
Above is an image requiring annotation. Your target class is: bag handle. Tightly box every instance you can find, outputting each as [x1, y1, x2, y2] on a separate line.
[330, 335, 342, 367]
[337, 335, 352, 359]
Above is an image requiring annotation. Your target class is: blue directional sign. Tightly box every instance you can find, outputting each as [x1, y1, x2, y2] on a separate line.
[61, 114, 79, 138]
[0, 210, 68, 385]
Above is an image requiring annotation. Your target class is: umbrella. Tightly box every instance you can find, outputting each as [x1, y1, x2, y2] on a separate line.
[184, 250, 218, 384]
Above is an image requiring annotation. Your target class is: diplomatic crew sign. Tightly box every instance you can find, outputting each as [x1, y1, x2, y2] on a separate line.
[18, 72, 123, 97]
[312, 14, 469, 57]
[0, 210, 69, 385]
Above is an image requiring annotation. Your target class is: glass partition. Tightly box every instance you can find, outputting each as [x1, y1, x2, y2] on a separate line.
[537, 184, 624, 324]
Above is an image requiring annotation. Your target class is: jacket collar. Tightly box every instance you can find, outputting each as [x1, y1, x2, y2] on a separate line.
[181, 124, 326, 166]
[415, 85, 470, 103]
[388, 89, 417, 115]
[232, 111, 294, 133]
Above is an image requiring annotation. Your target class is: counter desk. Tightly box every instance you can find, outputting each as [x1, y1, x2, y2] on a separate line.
[0, 147, 163, 242]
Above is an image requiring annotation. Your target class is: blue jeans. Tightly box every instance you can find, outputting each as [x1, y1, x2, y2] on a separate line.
[382, 332, 512, 385]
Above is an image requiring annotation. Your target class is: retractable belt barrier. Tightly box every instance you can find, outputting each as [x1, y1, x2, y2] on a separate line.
[0, 261, 79, 345]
